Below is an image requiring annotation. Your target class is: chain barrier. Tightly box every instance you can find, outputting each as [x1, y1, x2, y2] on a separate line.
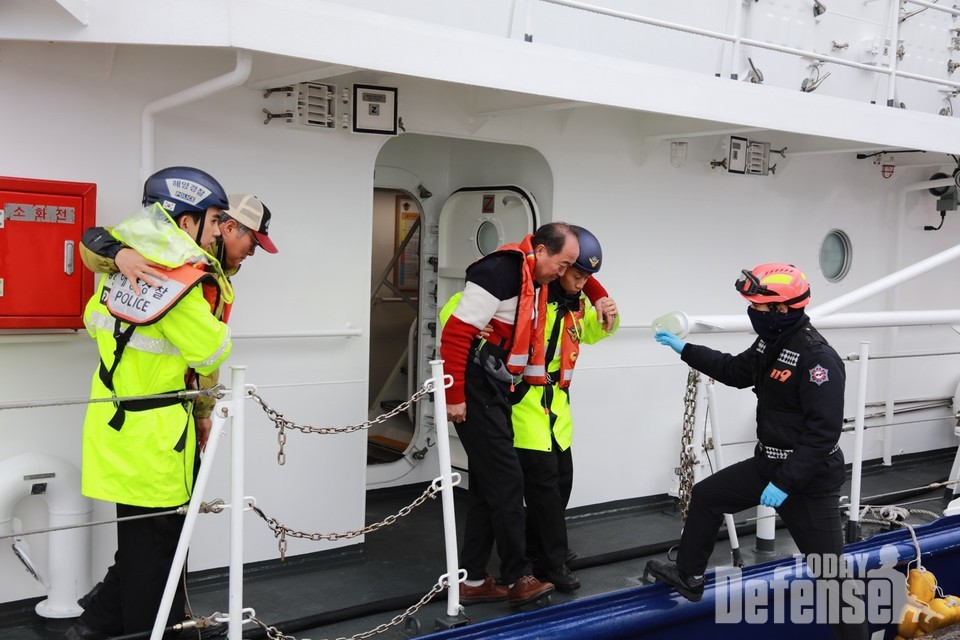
[246, 574, 451, 640]
[250, 475, 459, 560]
[193, 376, 453, 638]
[675, 367, 700, 522]
[249, 382, 436, 465]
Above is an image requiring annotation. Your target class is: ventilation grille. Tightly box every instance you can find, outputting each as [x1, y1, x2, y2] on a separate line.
[293, 82, 336, 129]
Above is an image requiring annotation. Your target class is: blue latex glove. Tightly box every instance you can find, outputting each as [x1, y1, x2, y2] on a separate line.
[760, 482, 788, 508]
[655, 330, 686, 355]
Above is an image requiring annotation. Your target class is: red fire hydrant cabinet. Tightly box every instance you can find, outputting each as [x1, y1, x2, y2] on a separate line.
[0, 176, 97, 329]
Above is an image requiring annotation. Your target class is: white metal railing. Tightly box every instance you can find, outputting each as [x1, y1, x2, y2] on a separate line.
[847, 342, 871, 541]
[150, 363, 462, 639]
[703, 380, 743, 566]
[535, 0, 960, 102]
[232, 327, 362, 339]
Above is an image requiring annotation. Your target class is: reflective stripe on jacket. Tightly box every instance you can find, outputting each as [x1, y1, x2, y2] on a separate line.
[493, 236, 548, 384]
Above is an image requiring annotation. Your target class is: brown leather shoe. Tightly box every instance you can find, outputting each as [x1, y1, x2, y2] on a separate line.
[508, 574, 554, 607]
[459, 575, 509, 604]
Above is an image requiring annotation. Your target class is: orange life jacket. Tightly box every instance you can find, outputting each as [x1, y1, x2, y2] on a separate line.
[104, 263, 211, 325]
[555, 297, 585, 388]
[202, 281, 231, 322]
[491, 235, 548, 385]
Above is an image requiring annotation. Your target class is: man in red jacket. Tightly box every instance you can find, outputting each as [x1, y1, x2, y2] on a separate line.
[440, 222, 579, 607]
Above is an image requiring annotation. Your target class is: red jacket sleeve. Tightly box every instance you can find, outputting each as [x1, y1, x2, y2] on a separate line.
[583, 276, 608, 303]
[439, 315, 478, 405]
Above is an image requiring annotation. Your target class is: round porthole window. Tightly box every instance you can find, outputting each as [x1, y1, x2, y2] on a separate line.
[819, 230, 851, 282]
[476, 220, 500, 255]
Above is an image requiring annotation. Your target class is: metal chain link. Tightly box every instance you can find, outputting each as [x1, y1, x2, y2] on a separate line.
[249, 383, 434, 465]
[247, 576, 449, 640]
[251, 483, 443, 560]
[675, 367, 700, 522]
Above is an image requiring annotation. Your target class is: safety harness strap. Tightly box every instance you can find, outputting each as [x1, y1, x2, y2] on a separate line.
[99, 317, 186, 431]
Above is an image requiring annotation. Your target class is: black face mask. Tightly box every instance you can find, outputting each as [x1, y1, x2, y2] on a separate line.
[747, 306, 803, 342]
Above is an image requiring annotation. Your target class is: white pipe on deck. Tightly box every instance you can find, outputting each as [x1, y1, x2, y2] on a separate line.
[755, 506, 776, 554]
[0, 452, 93, 618]
[811, 249, 960, 319]
[643, 308, 960, 337]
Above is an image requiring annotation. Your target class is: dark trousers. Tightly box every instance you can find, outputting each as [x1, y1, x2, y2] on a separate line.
[456, 371, 530, 584]
[519, 439, 573, 569]
[80, 503, 187, 638]
[678, 456, 867, 640]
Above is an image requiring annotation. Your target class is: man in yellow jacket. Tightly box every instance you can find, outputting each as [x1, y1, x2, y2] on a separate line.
[66, 167, 233, 640]
[513, 227, 619, 592]
[79, 192, 279, 449]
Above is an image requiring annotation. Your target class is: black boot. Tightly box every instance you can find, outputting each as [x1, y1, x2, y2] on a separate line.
[643, 559, 704, 602]
[76, 582, 103, 610]
[534, 562, 580, 592]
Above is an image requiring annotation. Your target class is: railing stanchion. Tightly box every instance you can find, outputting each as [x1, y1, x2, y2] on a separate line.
[150, 370, 237, 640]
[847, 341, 870, 543]
[229, 365, 246, 638]
[705, 380, 743, 566]
[429, 360, 467, 623]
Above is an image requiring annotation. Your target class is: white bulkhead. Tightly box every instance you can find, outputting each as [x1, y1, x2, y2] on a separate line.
[1, 0, 959, 610]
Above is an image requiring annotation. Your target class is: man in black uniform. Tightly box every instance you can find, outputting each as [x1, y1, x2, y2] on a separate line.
[645, 263, 867, 640]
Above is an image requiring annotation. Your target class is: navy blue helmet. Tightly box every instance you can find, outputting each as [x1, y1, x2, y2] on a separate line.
[142, 166, 229, 219]
[572, 226, 603, 273]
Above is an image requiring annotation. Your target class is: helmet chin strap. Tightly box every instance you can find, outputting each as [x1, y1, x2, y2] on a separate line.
[193, 209, 207, 249]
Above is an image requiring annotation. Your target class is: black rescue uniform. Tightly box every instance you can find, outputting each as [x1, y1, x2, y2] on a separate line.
[677, 315, 845, 576]
[675, 315, 867, 640]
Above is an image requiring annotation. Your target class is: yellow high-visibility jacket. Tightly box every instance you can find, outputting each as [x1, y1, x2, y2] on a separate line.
[511, 294, 618, 452]
[81, 205, 232, 507]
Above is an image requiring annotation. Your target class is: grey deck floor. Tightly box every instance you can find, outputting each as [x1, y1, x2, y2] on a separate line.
[0, 449, 953, 640]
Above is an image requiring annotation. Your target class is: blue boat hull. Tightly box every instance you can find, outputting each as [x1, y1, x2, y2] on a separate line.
[424, 515, 960, 639]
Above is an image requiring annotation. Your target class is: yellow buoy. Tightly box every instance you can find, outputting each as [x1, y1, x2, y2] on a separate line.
[907, 568, 938, 605]
[919, 598, 960, 633]
[899, 603, 923, 637]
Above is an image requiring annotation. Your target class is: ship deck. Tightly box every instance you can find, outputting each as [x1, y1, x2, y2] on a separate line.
[0, 448, 955, 640]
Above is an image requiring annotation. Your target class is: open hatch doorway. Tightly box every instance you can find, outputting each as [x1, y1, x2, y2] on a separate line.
[365, 134, 554, 491]
[368, 188, 422, 464]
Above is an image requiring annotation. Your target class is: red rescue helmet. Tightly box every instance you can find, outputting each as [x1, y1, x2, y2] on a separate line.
[735, 263, 811, 308]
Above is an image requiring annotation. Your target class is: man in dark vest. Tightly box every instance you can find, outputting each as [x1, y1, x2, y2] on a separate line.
[441, 222, 579, 607]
